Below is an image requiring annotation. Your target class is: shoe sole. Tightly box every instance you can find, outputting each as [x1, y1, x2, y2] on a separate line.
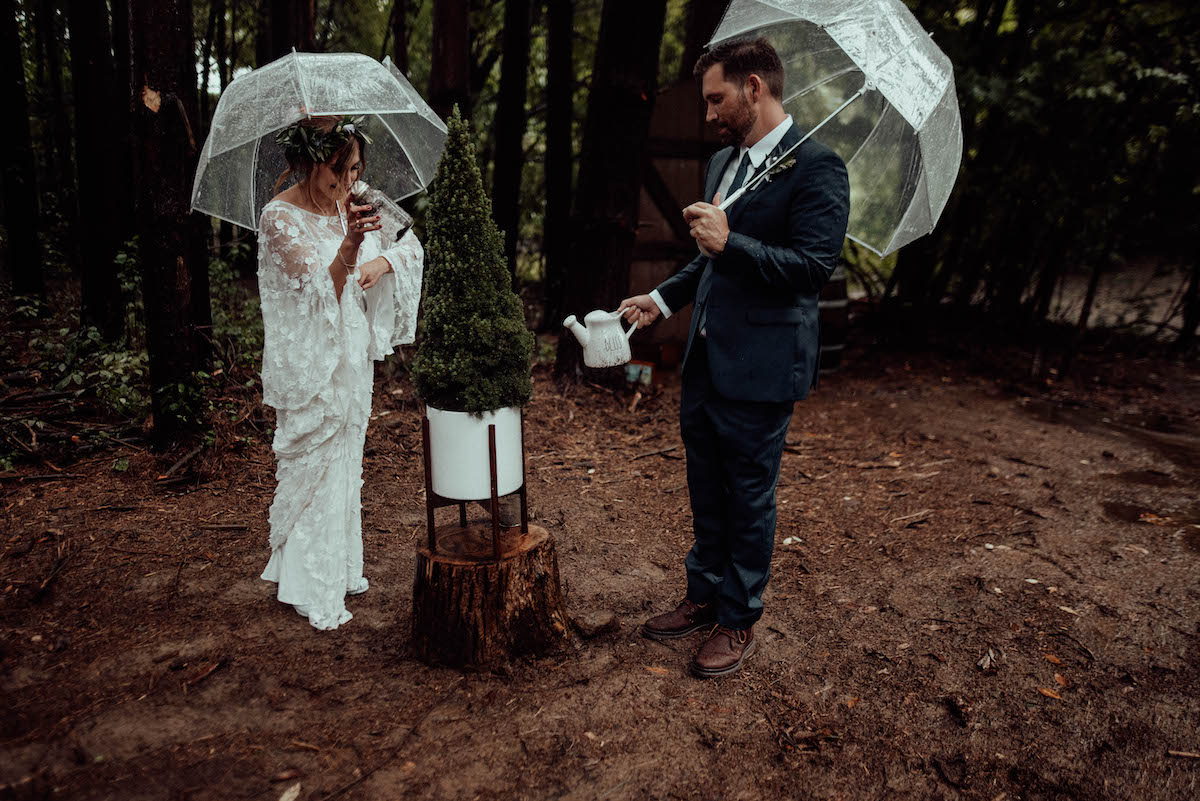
[641, 621, 714, 641]
[690, 639, 757, 678]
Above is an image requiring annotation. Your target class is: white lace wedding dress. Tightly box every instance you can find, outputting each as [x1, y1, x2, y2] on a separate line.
[257, 198, 422, 630]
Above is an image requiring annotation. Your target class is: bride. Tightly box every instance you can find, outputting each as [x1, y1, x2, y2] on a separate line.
[257, 115, 422, 630]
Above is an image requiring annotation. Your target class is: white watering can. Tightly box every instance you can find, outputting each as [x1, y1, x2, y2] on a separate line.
[563, 310, 639, 368]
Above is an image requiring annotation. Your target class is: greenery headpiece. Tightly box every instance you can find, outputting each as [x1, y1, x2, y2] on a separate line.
[275, 115, 373, 164]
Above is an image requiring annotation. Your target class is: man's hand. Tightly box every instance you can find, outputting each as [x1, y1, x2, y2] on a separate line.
[618, 294, 661, 328]
[683, 191, 729, 255]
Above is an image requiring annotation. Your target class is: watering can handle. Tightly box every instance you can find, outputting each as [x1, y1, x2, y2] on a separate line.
[617, 311, 639, 340]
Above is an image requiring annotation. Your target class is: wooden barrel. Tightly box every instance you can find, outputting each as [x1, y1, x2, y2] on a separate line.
[818, 264, 849, 372]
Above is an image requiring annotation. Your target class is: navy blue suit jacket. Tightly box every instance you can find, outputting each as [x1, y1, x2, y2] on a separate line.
[656, 123, 850, 404]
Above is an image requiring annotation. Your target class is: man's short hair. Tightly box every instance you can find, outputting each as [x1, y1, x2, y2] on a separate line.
[693, 37, 785, 100]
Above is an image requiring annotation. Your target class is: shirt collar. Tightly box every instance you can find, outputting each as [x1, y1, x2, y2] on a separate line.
[740, 115, 794, 168]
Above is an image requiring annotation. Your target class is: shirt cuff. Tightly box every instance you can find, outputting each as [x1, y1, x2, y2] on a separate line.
[649, 289, 672, 319]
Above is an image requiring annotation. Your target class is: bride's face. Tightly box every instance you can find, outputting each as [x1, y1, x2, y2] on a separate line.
[311, 139, 363, 205]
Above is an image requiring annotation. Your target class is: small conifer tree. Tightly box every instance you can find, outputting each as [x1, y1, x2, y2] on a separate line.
[411, 107, 534, 414]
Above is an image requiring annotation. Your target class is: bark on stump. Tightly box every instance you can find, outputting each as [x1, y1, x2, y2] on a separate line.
[412, 522, 568, 668]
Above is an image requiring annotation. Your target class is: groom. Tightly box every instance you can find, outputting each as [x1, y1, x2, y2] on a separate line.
[620, 38, 850, 677]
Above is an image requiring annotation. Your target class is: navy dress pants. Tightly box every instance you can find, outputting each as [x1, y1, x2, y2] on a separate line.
[680, 339, 794, 629]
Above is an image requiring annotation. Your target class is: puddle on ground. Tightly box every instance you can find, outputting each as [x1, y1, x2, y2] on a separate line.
[1022, 399, 1200, 473]
[1104, 470, 1177, 487]
[1102, 501, 1153, 524]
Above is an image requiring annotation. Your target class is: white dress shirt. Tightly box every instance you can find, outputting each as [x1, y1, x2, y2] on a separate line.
[650, 114, 794, 320]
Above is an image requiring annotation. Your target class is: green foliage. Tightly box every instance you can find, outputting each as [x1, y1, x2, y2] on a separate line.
[209, 246, 264, 370]
[29, 325, 149, 417]
[411, 107, 534, 414]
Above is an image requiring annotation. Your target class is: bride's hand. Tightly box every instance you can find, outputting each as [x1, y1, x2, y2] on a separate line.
[344, 202, 382, 247]
[357, 256, 392, 289]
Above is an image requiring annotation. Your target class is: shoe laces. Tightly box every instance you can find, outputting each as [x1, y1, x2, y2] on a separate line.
[707, 624, 746, 644]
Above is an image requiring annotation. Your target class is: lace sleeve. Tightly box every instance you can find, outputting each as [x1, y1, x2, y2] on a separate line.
[257, 204, 343, 410]
[364, 227, 424, 359]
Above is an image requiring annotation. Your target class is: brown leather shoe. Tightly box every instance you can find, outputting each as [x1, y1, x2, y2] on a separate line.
[690, 625, 756, 678]
[641, 599, 717, 640]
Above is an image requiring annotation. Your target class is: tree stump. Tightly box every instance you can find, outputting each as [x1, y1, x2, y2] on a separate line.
[411, 522, 569, 668]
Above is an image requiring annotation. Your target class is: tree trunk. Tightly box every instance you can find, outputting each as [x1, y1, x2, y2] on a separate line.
[216, 0, 230, 88]
[110, 0, 136, 243]
[267, 0, 314, 59]
[429, 0, 469, 121]
[1172, 260, 1200, 354]
[554, 0, 668, 379]
[129, 0, 207, 443]
[412, 523, 569, 668]
[492, 0, 532, 281]
[0, 0, 45, 298]
[390, 0, 409, 75]
[67, 0, 125, 341]
[199, 0, 218, 126]
[680, 0, 725, 81]
[35, 0, 76, 203]
[542, 0, 573, 329]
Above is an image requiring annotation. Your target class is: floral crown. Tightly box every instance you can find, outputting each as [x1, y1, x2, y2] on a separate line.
[274, 115, 373, 164]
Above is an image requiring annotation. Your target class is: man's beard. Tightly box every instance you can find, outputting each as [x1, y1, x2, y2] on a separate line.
[716, 93, 755, 147]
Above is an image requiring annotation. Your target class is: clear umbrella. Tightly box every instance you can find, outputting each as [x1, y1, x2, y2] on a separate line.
[191, 50, 447, 232]
[711, 0, 963, 256]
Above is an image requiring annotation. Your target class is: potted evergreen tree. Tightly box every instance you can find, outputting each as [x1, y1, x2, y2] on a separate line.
[411, 107, 534, 501]
[409, 109, 568, 668]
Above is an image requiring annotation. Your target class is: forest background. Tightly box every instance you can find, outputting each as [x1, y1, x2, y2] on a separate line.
[0, 0, 1197, 457]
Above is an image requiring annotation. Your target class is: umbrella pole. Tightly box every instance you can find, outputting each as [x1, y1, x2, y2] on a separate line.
[719, 83, 867, 212]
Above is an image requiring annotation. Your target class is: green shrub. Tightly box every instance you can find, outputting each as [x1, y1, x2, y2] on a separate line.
[410, 106, 534, 414]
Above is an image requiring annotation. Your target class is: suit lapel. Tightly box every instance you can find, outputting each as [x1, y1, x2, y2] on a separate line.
[707, 147, 736, 204]
[725, 122, 803, 228]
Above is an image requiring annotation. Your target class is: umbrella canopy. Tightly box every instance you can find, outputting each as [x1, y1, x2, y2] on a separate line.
[192, 51, 446, 232]
[711, 0, 963, 256]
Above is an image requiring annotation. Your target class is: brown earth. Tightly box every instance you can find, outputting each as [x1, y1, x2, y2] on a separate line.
[2, 345, 1199, 801]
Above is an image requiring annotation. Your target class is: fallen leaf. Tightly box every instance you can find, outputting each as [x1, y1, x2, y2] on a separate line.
[645, 666, 669, 676]
[583, 731, 598, 740]
[977, 648, 998, 672]
[278, 782, 302, 801]
[141, 85, 162, 113]
[1038, 688, 1062, 700]
[1054, 673, 1069, 688]
[271, 770, 301, 783]
[1057, 605, 1081, 616]
[1045, 654, 1063, 665]
[846, 697, 860, 709]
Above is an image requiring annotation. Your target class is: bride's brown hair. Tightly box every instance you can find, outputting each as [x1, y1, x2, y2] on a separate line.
[272, 116, 369, 197]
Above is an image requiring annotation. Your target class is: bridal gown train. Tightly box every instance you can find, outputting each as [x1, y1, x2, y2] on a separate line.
[256, 198, 422, 630]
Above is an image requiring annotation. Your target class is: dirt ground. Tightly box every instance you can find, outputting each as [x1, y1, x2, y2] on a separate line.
[2, 340, 1199, 801]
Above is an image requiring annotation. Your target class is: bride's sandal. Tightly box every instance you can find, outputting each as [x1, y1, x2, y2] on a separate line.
[346, 577, 369, 596]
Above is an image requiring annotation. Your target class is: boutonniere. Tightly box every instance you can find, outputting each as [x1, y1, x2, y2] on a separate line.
[751, 155, 798, 190]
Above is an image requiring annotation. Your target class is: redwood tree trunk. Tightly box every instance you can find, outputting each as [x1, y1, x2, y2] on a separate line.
[35, 0, 76, 203]
[542, 0, 573, 329]
[0, 0, 45, 298]
[268, 0, 314, 58]
[554, 0, 668, 378]
[680, 0, 725, 80]
[492, 0, 532, 280]
[390, 0, 409, 75]
[129, 0, 206, 443]
[429, 0, 469, 121]
[67, 0, 126, 341]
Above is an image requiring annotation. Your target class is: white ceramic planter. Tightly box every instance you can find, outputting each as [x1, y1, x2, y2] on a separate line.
[426, 405, 523, 501]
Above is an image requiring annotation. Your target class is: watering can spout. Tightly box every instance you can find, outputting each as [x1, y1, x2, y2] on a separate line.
[563, 315, 589, 348]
